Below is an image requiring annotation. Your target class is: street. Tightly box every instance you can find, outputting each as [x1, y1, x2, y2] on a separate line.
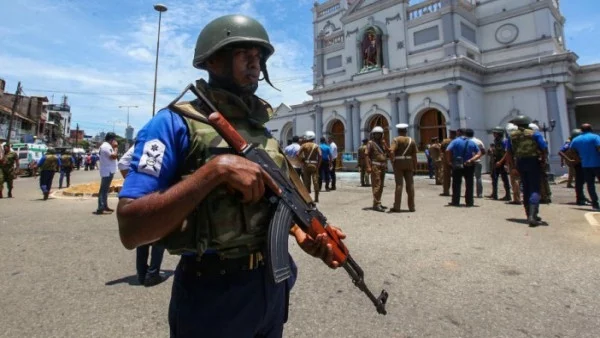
[0, 169, 599, 338]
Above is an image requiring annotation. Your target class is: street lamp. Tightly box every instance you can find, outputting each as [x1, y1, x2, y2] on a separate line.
[152, 3, 168, 117]
[532, 119, 556, 140]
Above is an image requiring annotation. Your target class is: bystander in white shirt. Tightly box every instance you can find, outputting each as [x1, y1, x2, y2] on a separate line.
[118, 146, 134, 178]
[99, 141, 118, 177]
[284, 141, 301, 170]
[470, 137, 485, 162]
[329, 141, 338, 160]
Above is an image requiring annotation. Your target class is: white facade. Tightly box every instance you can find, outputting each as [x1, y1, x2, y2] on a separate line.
[266, 0, 600, 172]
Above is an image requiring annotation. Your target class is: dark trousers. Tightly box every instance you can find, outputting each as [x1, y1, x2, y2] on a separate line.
[451, 165, 475, 206]
[491, 167, 510, 198]
[39, 170, 55, 193]
[330, 162, 336, 188]
[318, 160, 331, 187]
[517, 157, 542, 206]
[583, 167, 600, 206]
[169, 256, 296, 338]
[97, 174, 114, 212]
[59, 168, 72, 188]
[574, 164, 586, 203]
[136, 244, 165, 279]
[427, 158, 433, 178]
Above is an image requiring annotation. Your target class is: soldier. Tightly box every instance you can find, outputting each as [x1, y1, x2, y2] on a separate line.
[559, 129, 588, 205]
[529, 123, 552, 204]
[487, 126, 511, 200]
[366, 126, 389, 212]
[116, 15, 344, 336]
[506, 115, 548, 226]
[59, 150, 76, 189]
[428, 137, 442, 185]
[357, 138, 371, 187]
[440, 130, 456, 196]
[0, 143, 19, 198]
[37, 147, 61, 200]
[298, 130, 322, 202]
[389, 124, 417, 212]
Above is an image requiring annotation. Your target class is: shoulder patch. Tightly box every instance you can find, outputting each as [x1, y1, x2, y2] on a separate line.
[138, 139, 166, 178]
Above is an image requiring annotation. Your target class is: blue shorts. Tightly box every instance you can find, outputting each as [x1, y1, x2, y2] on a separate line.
[169, 255, 297, 338]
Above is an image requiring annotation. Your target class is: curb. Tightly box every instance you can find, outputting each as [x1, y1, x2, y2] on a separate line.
[584, 212, 600, 230]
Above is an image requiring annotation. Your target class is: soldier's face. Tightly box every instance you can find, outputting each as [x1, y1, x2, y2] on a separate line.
[231, 47, 262, 87]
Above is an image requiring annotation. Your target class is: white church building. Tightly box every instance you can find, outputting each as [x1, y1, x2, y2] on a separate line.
[266, 0, 600, 172]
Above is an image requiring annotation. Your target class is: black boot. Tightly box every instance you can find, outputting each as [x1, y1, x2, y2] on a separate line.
[325, 183, 330, 192]
[7, 189, 12, 198]
[528, 204, 541, 226]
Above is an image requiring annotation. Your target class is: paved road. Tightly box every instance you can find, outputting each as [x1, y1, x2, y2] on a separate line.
[0, 169, 599, 337]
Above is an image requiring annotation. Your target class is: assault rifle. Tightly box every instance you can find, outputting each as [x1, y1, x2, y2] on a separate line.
[168, 84, 388, 315]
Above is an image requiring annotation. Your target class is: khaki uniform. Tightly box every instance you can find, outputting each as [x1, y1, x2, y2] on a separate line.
[429, 143, 442, 185]
[0, 151, 18, 195]
[357, 145, 370, 186]
[298, 141, 321, 201]
[440, 138, 453, 195]
[390, 136, 418, 211]
[366, 139, 389, 208]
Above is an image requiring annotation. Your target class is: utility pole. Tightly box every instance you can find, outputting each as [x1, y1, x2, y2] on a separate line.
[6, 82, 22, 146]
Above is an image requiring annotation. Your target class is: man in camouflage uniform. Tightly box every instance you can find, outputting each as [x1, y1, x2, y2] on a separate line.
[0, 143, 19, 198]
[116, 15, 344, 337]
[487, 126, 511, 200]
[428, 136, 442, 185]
[366, 126, 389, 212]
[357, 138, 370, 187]
[298, 130, 321, 202]
[389, 124, 417, 212]
[37, 148, 61, 200]
[59, 150, 76, 189]
[506, 115, 548, 226]
[440, 130, 456, 196]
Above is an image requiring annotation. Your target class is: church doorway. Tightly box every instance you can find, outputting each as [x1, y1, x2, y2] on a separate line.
[329, 119, 345, 152]
[367, 114, 390, 144]
[280, 122, 293, 147]
[418, 109, 446, 150]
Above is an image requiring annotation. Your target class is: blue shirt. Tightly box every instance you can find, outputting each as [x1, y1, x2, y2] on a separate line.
[506, 130, 547, 153]
[320, 143, 332, 162]
[560, 141, 570, 153]
[569, 132, 600, 168]
[446, 137, 480, 162]
[119, 109, 190, 199]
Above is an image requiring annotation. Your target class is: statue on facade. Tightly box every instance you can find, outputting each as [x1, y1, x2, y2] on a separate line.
[360, 27, 382, 73]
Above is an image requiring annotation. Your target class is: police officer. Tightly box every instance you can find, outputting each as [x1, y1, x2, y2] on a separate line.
[506, 115, 548, 226]
[389, 123, 417, 212]
[487, 126, 511, 200]
[428, 137, 442, 185]
[0, 143, 19, 198]
[298, 130, 322, 202]
[559, 129, 588, 205]
[365, 126, 389, 212]
[440, 130, 456, 196]
[37, 148, 61, 200]
[116, 15, 344, 337]
[357, 138, 370, 187]
[59, 150, 76, 189]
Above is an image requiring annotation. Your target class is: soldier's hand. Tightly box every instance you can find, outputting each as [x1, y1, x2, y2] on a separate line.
[367, 167, 372, 173]
[292, 224, 346, 269]
[213, 154, 282, 204]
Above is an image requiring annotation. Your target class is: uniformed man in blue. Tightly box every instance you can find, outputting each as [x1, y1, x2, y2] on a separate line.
[445, 128, 482, 207]
[505, 115, 548, 226]
[37, 147, 61, 200]
[116, 15, 345, 338]
[569, 123, 600, 210]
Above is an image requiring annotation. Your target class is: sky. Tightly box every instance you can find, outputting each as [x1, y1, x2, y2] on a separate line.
[1, 0, 599, 138]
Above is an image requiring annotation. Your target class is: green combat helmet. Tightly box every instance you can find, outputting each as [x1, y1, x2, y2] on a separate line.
[571, 129, 582, 138]
[510, 115, 532, 126]
[46, 147, 56, 155]
[192, 14, 277, 88]
[491, 126, 504, 133]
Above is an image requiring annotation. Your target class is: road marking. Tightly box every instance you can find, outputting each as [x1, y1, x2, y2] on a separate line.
[584, 212, 600, 229]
